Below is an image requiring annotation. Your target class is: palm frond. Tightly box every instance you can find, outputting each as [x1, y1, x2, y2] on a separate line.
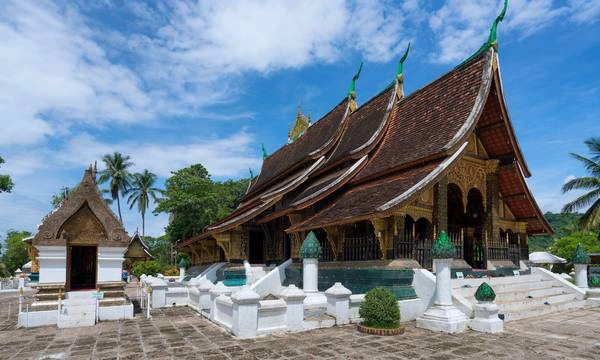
[569, 153, 600, 176]
[579, 198, 600, 230]
[562, 177, 600, 193]
[562, 189, 600, 213]
[584, 137, 600, 162]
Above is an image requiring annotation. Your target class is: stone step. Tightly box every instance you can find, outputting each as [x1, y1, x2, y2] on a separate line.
[461, 286, 568, 303]
[497, 293, 578, 311]
[66, 290, 96, 300]
[501, 300, 586, 322]
[452, 274, 544, 288]
[456, 279, 556, 296]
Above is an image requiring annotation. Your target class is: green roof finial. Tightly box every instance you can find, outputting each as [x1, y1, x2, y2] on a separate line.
[456, 0, 508, 68]
[261, 143, 268, 160]
[347, 62, 363, 99]
[432, 231, 456, 259]
[487, 0, 508, 50]
[572, 243, 590, 264]
[249, 168, 254, 179]
[396, 42, 411, 82]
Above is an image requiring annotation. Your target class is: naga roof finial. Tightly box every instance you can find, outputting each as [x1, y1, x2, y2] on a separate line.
[261, 143, 268, 160]
[249, 168, 254, 179]
[396, 42, 411, 83]
[488, 0, 508, 51]
[348, 62, 363, 112]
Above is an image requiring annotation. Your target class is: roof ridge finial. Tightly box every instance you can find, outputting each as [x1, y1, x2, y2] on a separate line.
[396, 42, 410, 100]
[488, 0, 508, 51]
[347, 62, 363, 113]
[249, 168, 254, 179]
[261, 143, 268, 160]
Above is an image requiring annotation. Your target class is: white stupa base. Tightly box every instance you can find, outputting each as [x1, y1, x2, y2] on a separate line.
[303, 292, 326, 308]
[416, 304, 469, 333]
[469, 303, 503, 333]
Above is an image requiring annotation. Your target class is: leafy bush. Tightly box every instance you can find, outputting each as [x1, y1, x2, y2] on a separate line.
[131, 260, 161, 278]
[359, 287, 400, 329]
[162, 266, 179, 276]
[590, 276, 600, 288]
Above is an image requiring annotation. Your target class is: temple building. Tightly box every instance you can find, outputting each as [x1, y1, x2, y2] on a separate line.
[177, 25, 551, 274]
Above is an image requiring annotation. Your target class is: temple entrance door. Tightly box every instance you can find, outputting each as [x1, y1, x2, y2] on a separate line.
[68, 245, 97, 290]
[464, 188, 485, 268]
[249, 231, 265, 264]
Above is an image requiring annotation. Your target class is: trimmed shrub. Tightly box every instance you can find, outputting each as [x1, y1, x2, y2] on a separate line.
[162, 266, 179, 276]
[359, 287, 400, 329]
[131, 260, 161, 278]
[590, 276, 600, 288]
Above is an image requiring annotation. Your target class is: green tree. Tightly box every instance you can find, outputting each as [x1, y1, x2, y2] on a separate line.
[562, 137, 600, 234]
[126, 170, 163, 237]
[153, 164, 250, 241]
[549, 231, 600, 261]
[1, 230, 31, 274]
[145, 235, 172, 266]
[51, 186, 71, 208]
[529, 212, 584, 252]
[0, 156, 14, 193]
[98, 152, 134, 224]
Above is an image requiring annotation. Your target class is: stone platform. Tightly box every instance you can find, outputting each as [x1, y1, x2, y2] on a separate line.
[1, 288, 600, 359]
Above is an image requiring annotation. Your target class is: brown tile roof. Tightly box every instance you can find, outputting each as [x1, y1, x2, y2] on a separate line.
[324, 87, 394, 167]
[245, 99, 349, 197]
[352, 51, 492, 184]
[287, 160, 443, 232]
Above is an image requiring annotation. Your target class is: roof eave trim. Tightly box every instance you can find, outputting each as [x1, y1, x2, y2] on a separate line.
[206, 196, 280, 233]
[291, 155, 368, 208]
[378, 141, 469, 212]
[259, 157, 326, 200]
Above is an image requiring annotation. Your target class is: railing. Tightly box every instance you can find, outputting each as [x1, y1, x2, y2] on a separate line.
[508, 244, 521, 266]
[414, 238, 433, 270]
[319, 237, 335, 262]
[486, 238, 509, 261]
[343, 234, 382, 261]
[448, 230, 464, 260]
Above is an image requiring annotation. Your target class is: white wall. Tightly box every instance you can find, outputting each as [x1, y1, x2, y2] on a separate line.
[97, 247, 126, 283]
[37, 246, 67, 284]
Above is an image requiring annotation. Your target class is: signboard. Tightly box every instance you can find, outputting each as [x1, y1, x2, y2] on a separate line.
[456, 272, 464, 279]
[513, 270, 520, 277]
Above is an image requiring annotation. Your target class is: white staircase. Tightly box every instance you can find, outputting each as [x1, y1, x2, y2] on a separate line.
[453, 273, 586, 322]
[58, 291, 97, 328]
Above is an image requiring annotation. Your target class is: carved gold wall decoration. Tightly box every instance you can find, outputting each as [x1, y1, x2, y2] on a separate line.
[447, 156, 488, 208]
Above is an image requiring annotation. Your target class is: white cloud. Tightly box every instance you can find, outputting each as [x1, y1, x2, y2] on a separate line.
[55, 132, 261, 178]
[568, 0, 600, 24]
[0, 1, 152, 146]
[429, 0, 570, 64]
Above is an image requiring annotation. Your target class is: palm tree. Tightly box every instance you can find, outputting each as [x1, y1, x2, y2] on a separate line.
[562, 137, 600, 233]
[98, 152, 134, 224]
[126, 170, 163, 237]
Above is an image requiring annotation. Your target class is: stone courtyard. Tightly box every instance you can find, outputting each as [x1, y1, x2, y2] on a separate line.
[1, 290, 599, 360]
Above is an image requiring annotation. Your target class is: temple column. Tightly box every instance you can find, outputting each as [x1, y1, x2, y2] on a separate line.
[484, 161, 499, 267]
[371, 218, 391, 260]
[433, 176, 448, 236]
[394, 214, 406, 258]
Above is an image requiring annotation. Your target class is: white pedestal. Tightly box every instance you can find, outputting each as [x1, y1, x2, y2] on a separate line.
[575, 264, 588, 289]
[416, 258, 468, 333]
[303, 258, 319, 293]
[231, 286, 260, 339]
[469, 302, 503, 333]
[325, 282, 352, 325]
[280, 285, 306, 331]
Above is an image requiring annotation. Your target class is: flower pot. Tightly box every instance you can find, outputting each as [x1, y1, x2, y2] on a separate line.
[357, 323, 405, 336]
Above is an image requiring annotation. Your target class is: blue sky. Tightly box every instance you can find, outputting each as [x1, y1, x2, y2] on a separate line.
[0, 0, 599, 238]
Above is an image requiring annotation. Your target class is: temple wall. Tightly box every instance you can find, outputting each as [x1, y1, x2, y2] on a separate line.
[97, 247, 126, 283]
[37, 246, 67, 284]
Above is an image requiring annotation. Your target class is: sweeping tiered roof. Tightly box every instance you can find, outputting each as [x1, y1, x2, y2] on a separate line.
[182, 44, 551, 248]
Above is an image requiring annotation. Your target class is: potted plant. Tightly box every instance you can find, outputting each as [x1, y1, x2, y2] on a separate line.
[357, 287, 404, 335]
